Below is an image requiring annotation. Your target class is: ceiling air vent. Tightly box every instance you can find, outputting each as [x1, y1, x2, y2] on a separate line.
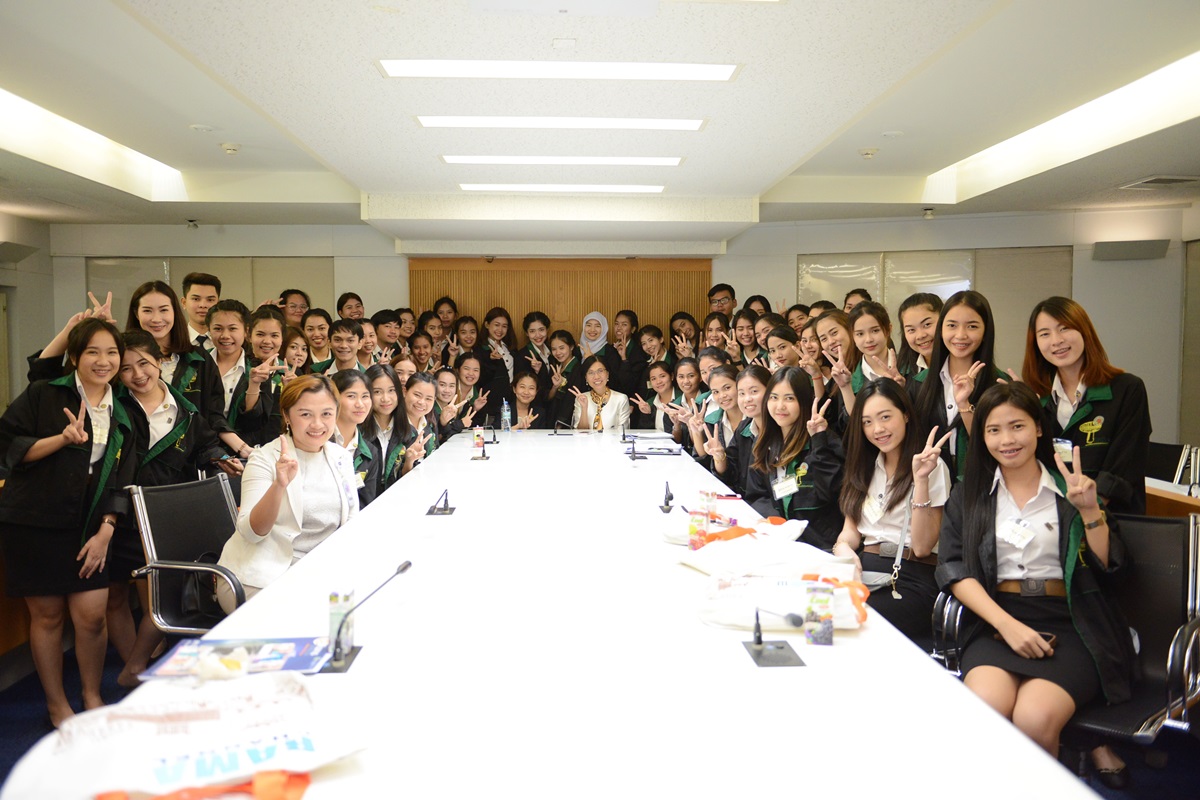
[1119, 175, 1200, 190]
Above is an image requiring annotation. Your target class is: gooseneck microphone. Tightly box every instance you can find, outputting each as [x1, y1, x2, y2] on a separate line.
[331, 560, 413, 667]
[553, 420, 575, 436]
[628, 436, 646, 461]
[660, 482, 674, 513]
[426, 488, 455, 515]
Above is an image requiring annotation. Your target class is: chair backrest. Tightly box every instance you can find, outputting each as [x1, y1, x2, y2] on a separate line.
[1145, 441, 1190, 484]
[130, 474, 239, 632]
[1108, 513, 1199, 684]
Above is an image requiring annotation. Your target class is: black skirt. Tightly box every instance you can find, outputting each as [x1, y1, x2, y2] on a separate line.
[861, 551, 938, 648]
[961, 592, 1099, 708]
[2, 521, 110, 596]
[107, 524, 148, 584]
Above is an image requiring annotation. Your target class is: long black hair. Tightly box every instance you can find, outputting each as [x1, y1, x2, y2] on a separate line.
[959, 382, 1054, 577]
[839, 379, 920, 522]
[914, 290, 996, 436]
[751, 367, 816, 473]
[895, 293, 943, 377]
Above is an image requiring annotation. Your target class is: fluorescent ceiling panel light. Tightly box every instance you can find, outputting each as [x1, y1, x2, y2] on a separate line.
[443, 155, 681, 166]
[460, 183, 665, 193]
[0, 87, 185, 202]
[380, 59, 736, 81]
[924, 49, 1200, 205]
[420, 116, 703, 131]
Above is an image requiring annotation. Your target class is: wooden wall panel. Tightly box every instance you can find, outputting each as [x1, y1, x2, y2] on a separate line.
[410, 258, 712, 342]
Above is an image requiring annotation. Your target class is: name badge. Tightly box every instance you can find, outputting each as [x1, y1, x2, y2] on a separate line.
[772, 475, 799, 500]
[355, 471, 366, 489]
[998, 518, 1035, 550]
[862, 494, 884, 525]
[1052, 438, 1073, 464]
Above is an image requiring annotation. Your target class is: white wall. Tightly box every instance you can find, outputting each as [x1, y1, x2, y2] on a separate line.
[0, 211, 56, 398]
[714, 208, 1185, 441]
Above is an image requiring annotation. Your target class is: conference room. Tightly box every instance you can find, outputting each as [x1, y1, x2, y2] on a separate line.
[2, 0, 1200, 797]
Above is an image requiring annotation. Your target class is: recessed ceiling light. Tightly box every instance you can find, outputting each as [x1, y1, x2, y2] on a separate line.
[460, 183, 665, 193]
[420, 116, 704, 131]
[380, 59, 737, 81]
[444, 155, 682, 166]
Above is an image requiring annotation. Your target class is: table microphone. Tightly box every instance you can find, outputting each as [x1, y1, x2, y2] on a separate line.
[659, 482, 674, 513]
[482, 425, 499, 444]
[426, 488, 455, 515]
[620, 424, 637, 443]
[330, 560, 413, 669]
[553, 420, 574, 436]
[628, 436, 646, 461]
[471, 438, 490, 461]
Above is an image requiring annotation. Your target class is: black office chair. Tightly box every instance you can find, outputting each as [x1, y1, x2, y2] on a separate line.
[1146, 441, 1191, 484]
[130, 473, 246, 636]
[931, 513, 1200, 760]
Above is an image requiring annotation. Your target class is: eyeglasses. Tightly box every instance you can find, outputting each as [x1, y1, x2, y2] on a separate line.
[586, 369, 608, 378]
[710, 296, 734, 308]
[286, 303, 309, 312]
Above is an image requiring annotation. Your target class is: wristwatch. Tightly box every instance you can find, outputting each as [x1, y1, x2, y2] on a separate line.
[1082, 511, 1106, 530]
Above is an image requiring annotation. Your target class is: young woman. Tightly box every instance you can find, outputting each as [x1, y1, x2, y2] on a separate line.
[245, 311, 289, 447]
[357, 319, 379, 367]
[331, 370, 380, 509]
[1023, 297, 1150, 514]
[630, 361, 678, 432]
[786, 304, 810, 334]
[433, 366, 475, 441]
[569, 356, 631, 432]
[206, 300, 267, 455]
[547, 330, 586, 428]
[729, 308, 761, 366]
[417, 310, 443, 349]
[481, 307, 517, 419]
[696, 347, 731, 392]
[728, 365, 771, 497]
[744, 367, 844, 550]
[301, 308, 333, 368]
[279, 289, 311, 329]
[702, 312, 731, 350]
[897, 293, 943, 378]
[0, 318, 135, 727]
[516, 311, 553, 400]
[688, 364, 744, 490]
[668, 357, 704, 446]
[579, 311, 621, 378]
[455, 353, 490, 421]
[743, 295, 771, 317]
[936, 382, 1133, 756]
[400, 373, 438, 475]
[911, 290, 1005, 482]
[391, 353, 418, 392]
[217, 375, 359, 613]
[337, 292, 365, 321]
[753, 313, 786, 356]
[409, 331, 438, 374]
[797, 318, 830, 388]
[364, 363, 407, 494]
[814, 310, 859, 430]
[832, 379, 951, 645]
[765, 326, 802, 370]
[434, 296, 458, 335]
[843, 288, 872, 313]
[396, 307, 418, 350]
[109, 331, 236, 687]
[669, 312, 701, 360]
[611, 310, 647, 398]
[505, 371, 547, 430]
[445, 315, 481, 368]
[283, 326, 312, 378]
[849, 302, 906, 396]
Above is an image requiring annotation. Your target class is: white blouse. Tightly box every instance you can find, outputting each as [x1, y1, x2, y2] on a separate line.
[572, 390, 632, 432]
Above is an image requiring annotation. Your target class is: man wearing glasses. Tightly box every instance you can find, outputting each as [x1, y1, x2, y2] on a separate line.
[707, 283, 736, 314]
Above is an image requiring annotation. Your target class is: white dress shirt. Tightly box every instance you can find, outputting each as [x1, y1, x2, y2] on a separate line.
[992, 463, 1064, 582]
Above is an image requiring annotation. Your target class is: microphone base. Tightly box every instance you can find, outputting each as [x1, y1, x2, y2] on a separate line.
[471, 455, 490, 461]
[427, 505, 456, 515]
[320, 645, 363, 673]
[659, 504, 674, 514]
[743, 640, 805, 668]
[629, 454, 647, 461]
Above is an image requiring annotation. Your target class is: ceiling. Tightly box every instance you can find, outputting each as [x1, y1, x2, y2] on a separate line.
[1, 0, 1199, 256]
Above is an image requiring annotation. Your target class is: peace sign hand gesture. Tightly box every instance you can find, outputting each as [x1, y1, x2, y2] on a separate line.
[1055, 445, 1101, 514]
[447, 335, 460, 359]
[614, 333, 628, 360]
[275, 435, 298, 488]
[806, 397, 832, 436]
[439, 397, 460, 426]
[632, 393, 651, 415]
[405, 431, 431, 466]
[865, 349, 906, 387]
[525, 353, 544, 373]
[549, 363, 565, 387]
[703, 424, 726, 462]
[823, 348, 851, 388]
[516, 412, 539, 430]
[569, 386, 589, 408]
[62, 400, 89, 445]
[377, 346, 395, 364]
[672, 335, 694, 359]
[461, 405, 477, 428]
[913, 425, 954, 480]
[87, 291, 115, 323]
[250, 359, 285, 387]
[723, 331, 741, 361]
[473, 389, 490, 412]
[281, 360, 299, 385]
[952, 361, 986, 410]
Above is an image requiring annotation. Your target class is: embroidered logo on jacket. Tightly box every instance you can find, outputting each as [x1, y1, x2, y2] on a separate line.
[1079, 416, 1105, 446]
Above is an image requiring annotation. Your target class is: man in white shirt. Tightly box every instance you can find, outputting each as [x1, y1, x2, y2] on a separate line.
[182, 272, 221, 352]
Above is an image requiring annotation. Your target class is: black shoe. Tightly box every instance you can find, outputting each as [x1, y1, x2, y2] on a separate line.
[1097, 765, 1131, 790]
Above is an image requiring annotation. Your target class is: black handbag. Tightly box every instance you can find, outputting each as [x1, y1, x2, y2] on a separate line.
[180, 551, 223, 619]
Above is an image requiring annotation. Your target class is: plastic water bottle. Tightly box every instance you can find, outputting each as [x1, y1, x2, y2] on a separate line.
[500, 399, 512, 432]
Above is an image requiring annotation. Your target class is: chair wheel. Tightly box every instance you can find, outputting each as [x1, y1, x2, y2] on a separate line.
[1144, 749, 1168, 769]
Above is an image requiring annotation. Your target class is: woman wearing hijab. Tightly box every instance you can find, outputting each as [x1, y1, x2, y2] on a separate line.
[580, 311, 620, 378]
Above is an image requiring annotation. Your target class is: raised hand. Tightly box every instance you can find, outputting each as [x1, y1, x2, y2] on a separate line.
[281, 360, 299, 385]
[722, 331, 741, 361]
[581, 343, 594, 359]
[473, 389, 490, 412]
[250, 359, 285, 387]
[405, 431, 431, 466]
[1054, 445, 1100, 514]
[62, 400, 89, 445]
[995, 367, 1022, 385]
[461, 405, 477, 428]
[377, 346, 395, 364]
[516, 412, 539, 430]
[632, 393, 651, 415]
[569, 386, 589, 408]
[525, 353, 544, 373]
[613, 334, 628, 360]
[823, 348, 851, 388]
[672, 334, 694, 359]
[704, 424, 726, 462]
[439, 397, 460, 426]
[549, 363, 565, 387]
[806, 397, 832, 436]
[88, 291, 115, 323]
[952, 361, 986, 410]
[664, 402, 684, 426]
[489, 345, 504, 360]
[447, 335, 460, 359]
[913, 425, 953, 479]
[798, 349, 823, 380]
[865, 349, 905, 387]
[275, 435, 298, 488]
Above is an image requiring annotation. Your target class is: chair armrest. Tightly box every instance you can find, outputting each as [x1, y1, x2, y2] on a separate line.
[1163, 616, 1200, 734]
[930, 591, 966, 675]
[131, 560, 246, 608]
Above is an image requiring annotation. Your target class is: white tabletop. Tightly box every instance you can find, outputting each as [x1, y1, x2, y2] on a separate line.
[4, 429, 1100, 799]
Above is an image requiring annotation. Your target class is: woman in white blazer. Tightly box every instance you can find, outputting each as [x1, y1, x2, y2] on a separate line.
[218, 375, 359, 613]
[570, 355, 632, 432]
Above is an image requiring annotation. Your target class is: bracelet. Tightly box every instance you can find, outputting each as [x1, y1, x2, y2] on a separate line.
[1082, 511, 1106, 530]
[911, 499, 933, 509]
[957, 404, 974, 414]
[101, 517, 117, 527]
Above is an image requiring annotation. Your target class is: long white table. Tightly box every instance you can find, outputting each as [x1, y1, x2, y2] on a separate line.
[5, 430, 1100, 798]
